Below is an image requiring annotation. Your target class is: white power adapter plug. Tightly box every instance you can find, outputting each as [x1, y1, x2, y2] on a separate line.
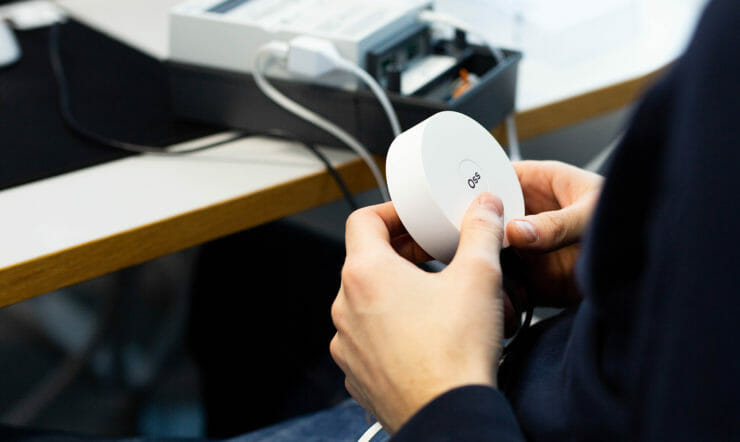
[286, 36, 344, 78]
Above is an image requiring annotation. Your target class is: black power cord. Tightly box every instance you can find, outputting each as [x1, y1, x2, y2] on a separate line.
[264, 129, 361, 211]
[48, 22, 360, 210]
[48, 23, 248, 155]
[299, 141, 360, 211]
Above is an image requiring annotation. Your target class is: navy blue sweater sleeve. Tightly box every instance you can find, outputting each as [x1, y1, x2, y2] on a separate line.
[391, 386, 525, 441]
[393, 1, 740, 440]
[574, 0, 740, 439]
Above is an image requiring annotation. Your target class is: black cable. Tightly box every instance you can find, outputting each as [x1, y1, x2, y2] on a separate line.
[261, 128, 361, 211]
[265, 130, 361, 211]
[50, 23, 360, 211]
[298, 141, 360, 211]
[48, 23, 247, 155]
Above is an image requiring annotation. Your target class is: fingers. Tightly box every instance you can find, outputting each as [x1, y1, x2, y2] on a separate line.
[512, 161, 561, 213]
[330, 333, 370, 411]
[345, 202, 406, 255]
[506, 192, 599, 252]
[509, 161, 601, 252]
[448, 193, 505, 277]
[391, 233, 435, 263]
[346, 202, 434, 264]
[344, 203, 393, 255]
[512, 160, 603, 215]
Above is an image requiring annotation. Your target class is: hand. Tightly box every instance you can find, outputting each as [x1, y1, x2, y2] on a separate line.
[330, 193, 507, 434]
[504, 160, 603, 308]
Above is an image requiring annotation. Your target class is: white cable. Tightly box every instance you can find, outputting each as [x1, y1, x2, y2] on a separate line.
[334, 58, 402, 137]
[358, 421, 383, 442]
[418, 9, 522, 161]
[285, 36, 401, 138]
[253, 42, 390, 201]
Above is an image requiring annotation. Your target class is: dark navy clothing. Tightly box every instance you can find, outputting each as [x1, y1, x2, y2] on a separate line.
[394, 0, 740, 440]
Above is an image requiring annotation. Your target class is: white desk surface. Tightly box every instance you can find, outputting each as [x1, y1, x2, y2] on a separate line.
[0, 0, 707, 306]
[56, 0, 708, 111]
[0, 136, 358, 269]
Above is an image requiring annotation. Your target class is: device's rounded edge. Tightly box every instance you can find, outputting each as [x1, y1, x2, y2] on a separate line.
[387, 118, 460, 263]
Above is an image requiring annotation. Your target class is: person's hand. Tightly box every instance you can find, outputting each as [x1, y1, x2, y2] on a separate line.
[504, 160, 603, 308]
[330, 193, 507, 434]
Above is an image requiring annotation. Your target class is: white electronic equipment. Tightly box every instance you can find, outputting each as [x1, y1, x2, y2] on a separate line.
[169, 0, 432, 80]
[386, 111, 525, 263]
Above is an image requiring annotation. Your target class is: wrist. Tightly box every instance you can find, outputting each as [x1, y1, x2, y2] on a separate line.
[385, 373, 497, 434]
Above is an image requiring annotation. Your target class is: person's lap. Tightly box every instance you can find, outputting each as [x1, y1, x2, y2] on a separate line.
[0, 399, 387, 442]
[228, 399, 389, 442]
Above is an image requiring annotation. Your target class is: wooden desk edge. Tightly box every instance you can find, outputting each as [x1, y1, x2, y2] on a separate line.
[0, 158, 378, 308]
[0, 65, 670, 307]
[495, 64, 671, 142]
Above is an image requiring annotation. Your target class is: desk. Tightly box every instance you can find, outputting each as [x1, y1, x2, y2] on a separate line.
[0, 0, 706, 307]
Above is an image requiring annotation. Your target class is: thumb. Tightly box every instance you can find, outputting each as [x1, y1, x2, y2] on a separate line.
[506, 198, 593, 252]
[449, 193, 505, 276]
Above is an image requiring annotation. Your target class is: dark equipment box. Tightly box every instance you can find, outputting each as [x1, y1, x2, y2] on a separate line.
[168, 42, 521, 155]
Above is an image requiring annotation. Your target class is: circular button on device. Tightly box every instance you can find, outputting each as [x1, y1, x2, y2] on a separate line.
[458, 159, 489, 193]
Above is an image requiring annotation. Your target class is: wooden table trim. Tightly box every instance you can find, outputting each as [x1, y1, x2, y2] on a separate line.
[496, 65, 670, 142]
[0, 158, 378, 308]
[0, 66, 671, 307]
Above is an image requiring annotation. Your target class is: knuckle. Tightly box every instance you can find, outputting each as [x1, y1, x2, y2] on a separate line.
[330, 298, 344, 329]
[340, 258, 381, 307]
[340, 259, 365, 290]
[341, 252, 384, 290]
[329, 335, 341, 360]
[344, 210, 359, 230]
[345, 207, 371, 231]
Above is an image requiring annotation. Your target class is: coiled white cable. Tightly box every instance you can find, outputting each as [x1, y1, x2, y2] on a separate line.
[418, 9, 522, 161]
[253, 41, 393, 201]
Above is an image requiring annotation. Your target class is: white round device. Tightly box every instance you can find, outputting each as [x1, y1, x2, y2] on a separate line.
[386, 111, 525, 263]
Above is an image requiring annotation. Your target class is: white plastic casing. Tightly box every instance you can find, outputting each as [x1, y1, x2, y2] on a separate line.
[169, 0, 432, 78]
[386, 111, 525, 263]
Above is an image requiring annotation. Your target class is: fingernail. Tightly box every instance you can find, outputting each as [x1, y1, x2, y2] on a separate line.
[513, 220, 538, 243]
[478, 193, 504, 217]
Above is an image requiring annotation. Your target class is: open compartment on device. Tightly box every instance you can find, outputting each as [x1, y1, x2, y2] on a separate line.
[168, 40, 521, 155]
